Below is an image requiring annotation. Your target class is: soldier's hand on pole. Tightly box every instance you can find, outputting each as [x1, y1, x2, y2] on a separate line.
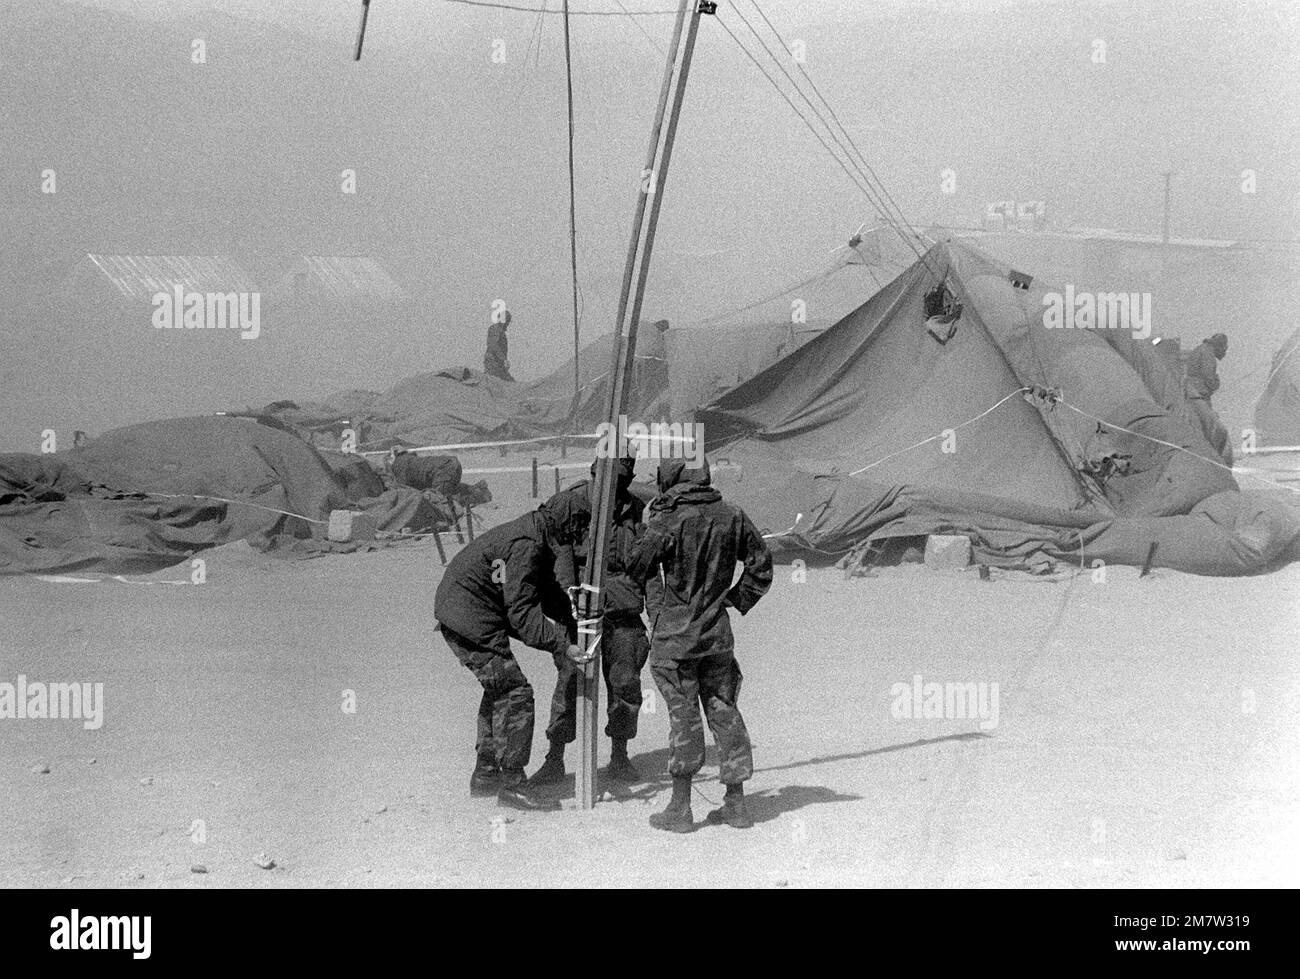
[566, 642, 595, 665]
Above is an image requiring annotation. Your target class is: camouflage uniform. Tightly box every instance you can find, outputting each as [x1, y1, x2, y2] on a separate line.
[628, 458, 773, 786]
[440, 623, 535, 772]
[546, 620, 650, 743]
[651, 654, 751, 783]
[434, 499, 589, 774]
[542, 467, 651, 746]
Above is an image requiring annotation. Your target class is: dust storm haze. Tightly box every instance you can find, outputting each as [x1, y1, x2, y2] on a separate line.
[0, 0, 1296, 447]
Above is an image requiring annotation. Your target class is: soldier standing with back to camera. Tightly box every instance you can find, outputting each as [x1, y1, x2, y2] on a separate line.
[628, 455, 773, 833]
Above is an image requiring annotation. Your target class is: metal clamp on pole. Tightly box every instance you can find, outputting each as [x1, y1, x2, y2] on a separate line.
[572, 584, 604, 667]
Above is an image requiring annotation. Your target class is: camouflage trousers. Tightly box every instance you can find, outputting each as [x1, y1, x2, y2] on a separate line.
[440, 623, 535, 772]
[651, 653, 753, 785]
[546, 619, 651, 744]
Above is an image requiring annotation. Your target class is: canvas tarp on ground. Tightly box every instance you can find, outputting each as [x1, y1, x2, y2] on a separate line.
[240, 327, 669, 451]
[698, 240, 1299, 575]
[0, 416, 438, 575]
[1253, 327, 1300, 446]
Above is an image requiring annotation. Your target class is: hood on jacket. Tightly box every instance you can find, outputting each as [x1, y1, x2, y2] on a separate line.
[590, 455, 637, 495]
[656, 456, 711, 494]
[538, 487, 592, 546]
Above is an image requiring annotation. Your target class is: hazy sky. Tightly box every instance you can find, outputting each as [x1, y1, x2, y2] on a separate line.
[3, 0, 1296, 447]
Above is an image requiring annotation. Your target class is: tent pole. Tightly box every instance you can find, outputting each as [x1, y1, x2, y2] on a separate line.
[563, 1, 581, 409]
[624, 2, 706, 371]
[575, 0, 694, 810]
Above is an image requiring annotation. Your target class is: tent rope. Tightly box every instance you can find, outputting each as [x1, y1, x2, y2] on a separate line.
[741, 0, 936, 273]
[1055, 401, 1300, 495]
[847, 387, 1032, 477]
[713, 11, 938, 279]
[829, 385, 1299, 494]
[130, 491, 330, 525]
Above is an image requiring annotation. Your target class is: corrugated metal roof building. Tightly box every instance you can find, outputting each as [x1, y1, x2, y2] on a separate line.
[279, 256, 409, 305]
[72, 254, 257, 302]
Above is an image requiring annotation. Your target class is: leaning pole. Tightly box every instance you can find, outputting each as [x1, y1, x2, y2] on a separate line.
[575, 0, 710, 810]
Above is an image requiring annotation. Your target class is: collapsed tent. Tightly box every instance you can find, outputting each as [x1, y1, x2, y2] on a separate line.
[664, 322, 825, 418]
[239, 327, 669, 451]
[1253, 327, 1300, 447]
[0, 416, 439, 575]
[698, 239, 1300, 575]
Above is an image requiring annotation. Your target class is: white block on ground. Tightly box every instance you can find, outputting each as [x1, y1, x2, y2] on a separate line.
[327, 510, 378, 542]
[924, 534, 971, 570]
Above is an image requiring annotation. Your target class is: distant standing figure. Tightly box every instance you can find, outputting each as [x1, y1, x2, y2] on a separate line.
[484, 310, 514, 382]
[1182, 332, 1232, 465]
[1183, 333, 1228, 406]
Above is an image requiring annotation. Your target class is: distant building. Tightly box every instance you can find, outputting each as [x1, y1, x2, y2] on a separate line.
[274, 256, 409, 307]
[66, 254, 257, 311]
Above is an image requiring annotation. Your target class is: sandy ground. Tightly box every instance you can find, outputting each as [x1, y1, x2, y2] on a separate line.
[3, 457, 1299, 889]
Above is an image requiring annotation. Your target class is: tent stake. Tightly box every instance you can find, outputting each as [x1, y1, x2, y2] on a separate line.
[353, 0, 372, 61]
[1140, 541, 1158, 577]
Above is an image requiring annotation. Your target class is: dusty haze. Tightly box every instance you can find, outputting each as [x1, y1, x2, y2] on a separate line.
[1, 0, 1297, 449]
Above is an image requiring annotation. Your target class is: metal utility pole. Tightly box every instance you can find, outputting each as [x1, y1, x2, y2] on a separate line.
[563, 2, 582, 406]
[575, 0, 710, 809]
[1161, 170, 1173, 244]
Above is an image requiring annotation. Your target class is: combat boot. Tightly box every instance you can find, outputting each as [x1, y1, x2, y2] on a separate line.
[648, 776, 694, 833]
[605, 739, 640, 782]
[529, 742, 567, 785]
[497, 770, 561, 812]
[705, 783, 754, 829]
[469, 763, 501, 798]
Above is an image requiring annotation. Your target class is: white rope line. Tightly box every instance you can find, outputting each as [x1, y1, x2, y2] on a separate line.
[848, 388, 1031, 476]
[130, 491, 330, 522]
[1057, 402, 1300, 496]
[830, 382, 1300, 496]
[359, 434, 601, 456]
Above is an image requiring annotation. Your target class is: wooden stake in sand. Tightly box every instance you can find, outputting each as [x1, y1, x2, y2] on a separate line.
[352, 0, 372, 61]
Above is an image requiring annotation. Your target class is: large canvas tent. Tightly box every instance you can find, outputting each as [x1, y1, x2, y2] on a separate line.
[1253, 327, 1300, 447]
[699, 239, 1299, 575]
